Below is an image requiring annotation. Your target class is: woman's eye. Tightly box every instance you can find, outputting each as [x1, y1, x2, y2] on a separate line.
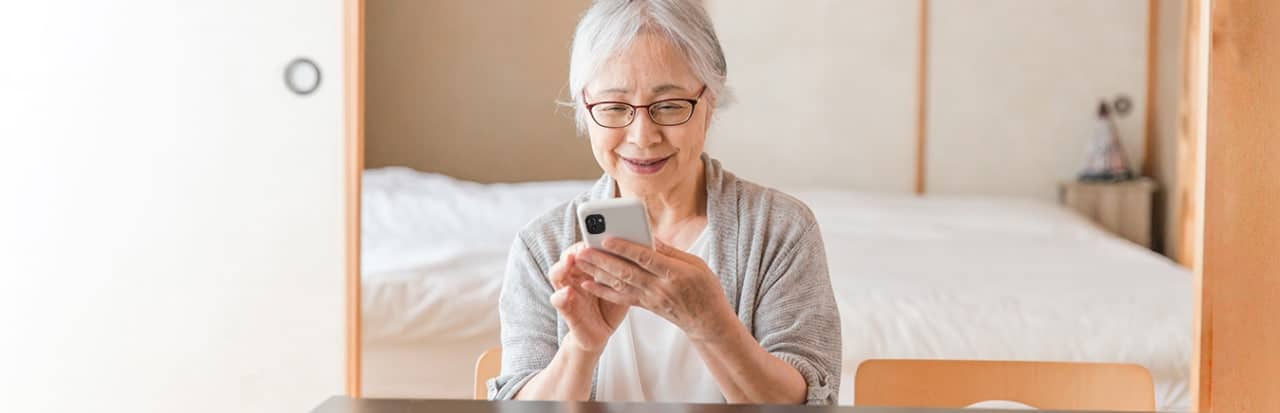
[599, 105, 629, 113]
[654, 103, 683, 112]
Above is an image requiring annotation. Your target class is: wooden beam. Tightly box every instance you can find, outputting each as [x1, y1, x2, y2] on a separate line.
[1175, 0, 1207, 269]
[1142, 0, 1159, 178]
[1184, 0, 1210, 407]
[1195, 0, 1280, 411]
[915, 0, 929, 195]
[344, 0, 365, 398]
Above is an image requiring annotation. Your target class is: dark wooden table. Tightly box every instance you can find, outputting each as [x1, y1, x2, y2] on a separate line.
[313, 396, 1165, 413]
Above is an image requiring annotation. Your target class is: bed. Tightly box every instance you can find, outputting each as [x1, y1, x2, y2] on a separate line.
[359, 167, 1192, 411]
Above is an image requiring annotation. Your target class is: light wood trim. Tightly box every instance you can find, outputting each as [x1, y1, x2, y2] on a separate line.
[343, 0, 365, 398]
[473, 347, 503, 400]
[1185, 0, 1210, 407]
[914, 0, 929, 195]
[854, 359, 1154, 411]
[1182, 0, 1210, 404]
[1141, 0, 1159, 178]
[1195, 0, 1280, 411]
[1175, 0, 1208, 269]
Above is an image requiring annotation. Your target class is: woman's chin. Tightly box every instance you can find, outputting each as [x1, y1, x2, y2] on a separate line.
[614, 176, 669, 197]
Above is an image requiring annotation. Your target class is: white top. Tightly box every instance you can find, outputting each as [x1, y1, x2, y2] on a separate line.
[595, 227, 723, 403]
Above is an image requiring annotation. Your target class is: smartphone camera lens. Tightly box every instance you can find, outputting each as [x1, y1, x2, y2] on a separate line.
[585, 214, 606, 235]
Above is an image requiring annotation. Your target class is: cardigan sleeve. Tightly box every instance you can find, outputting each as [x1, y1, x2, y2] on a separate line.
[487, 234, 560, 400]
[752, 223, 842, 405]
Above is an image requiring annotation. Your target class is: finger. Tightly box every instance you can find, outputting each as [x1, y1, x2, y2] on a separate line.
[565, 266, 595, 295]
[560, 242, 587, 262]
[574, 258, 633, 293]
[601, 237, 678, 277]
[548, 261, 566, 289]
[577, 247, 653, 288]
[549, 286, 571, 312]
[564, 267, 595, 288]
[548, 254, 574, 289]
[652, 238, 699, 265]
[579, 280, 636, 306]
[550, 287, 595, 332]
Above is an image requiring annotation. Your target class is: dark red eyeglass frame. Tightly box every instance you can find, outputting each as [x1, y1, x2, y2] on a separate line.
[582, 85, 708, 128]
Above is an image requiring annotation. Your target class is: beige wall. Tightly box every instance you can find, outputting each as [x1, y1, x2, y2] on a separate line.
[365, 1, 1185, 246]
[926, 0, 1149, 201]
[704, 0, 1161, 201]
[704, 0, 921, 192]
[364, 0, 600, 183]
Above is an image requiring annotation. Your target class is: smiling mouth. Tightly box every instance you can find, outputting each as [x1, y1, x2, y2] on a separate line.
[621, 155, 671, 166]
[619, 154, 673, 174]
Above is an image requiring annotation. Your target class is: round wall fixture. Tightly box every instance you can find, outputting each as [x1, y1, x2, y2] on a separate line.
[284, 57, 322, 96]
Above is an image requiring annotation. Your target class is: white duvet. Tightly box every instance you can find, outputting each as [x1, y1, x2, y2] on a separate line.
[360, 168, 1191, 411]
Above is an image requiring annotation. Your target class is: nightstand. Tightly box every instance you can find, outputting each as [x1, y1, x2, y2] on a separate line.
[1059, 178, 1157, 248]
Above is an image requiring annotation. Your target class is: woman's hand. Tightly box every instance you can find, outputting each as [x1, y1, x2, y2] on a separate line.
[572, 237, 811, 404]
[571, 237, 735, 341]
[548, 242, 630, 354]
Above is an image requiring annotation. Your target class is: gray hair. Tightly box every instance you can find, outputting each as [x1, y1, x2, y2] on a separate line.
[566, 0, 731, 133]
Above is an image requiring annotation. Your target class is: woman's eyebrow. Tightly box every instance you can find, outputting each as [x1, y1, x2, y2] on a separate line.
[598, 87, 630, 95]
[650, 84, 687, 94]
[594, 84, 687, 96]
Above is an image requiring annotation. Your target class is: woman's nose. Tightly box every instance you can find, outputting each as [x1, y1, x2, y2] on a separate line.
[624, 108, 663, 146]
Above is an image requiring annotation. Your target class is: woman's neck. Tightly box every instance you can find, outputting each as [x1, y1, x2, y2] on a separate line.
[617, 157, 708, 245]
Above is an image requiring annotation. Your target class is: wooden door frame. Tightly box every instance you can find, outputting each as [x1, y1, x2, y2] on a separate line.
[1194, 0, 1280, 411]
[344, 0, 364, 398]
[343, 1, 1280, 409]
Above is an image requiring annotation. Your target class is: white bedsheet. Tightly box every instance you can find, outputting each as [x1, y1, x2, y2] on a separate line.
[789, 190, 1191, 411]
[360, 168, 593, 398]
[359, 169, 1191, 410]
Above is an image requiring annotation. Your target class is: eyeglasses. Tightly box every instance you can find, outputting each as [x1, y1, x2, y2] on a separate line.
[583, 86, 707, 128]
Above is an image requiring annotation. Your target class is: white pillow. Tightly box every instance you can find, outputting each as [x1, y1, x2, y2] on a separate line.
[361, 167, 594, 276]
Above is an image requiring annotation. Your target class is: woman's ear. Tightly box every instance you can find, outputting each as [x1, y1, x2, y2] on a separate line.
[702, 97, 715, 128]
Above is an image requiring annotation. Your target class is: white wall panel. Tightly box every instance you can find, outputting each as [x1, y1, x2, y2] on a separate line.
[0, 1, 346, 411]
[705, 0, 920, 192]
[927, 0, 1148, 200]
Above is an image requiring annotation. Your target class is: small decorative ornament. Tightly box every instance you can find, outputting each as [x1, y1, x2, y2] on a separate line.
[1079, 96, 1135, 182]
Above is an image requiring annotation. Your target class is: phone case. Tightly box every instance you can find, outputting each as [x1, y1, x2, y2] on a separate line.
[576, 198, 653, 249]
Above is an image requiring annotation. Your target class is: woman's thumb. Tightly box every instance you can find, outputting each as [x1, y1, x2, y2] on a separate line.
[550, 287, 571, 310]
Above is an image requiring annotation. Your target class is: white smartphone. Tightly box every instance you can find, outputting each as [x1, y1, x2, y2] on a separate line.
[576, 198, 654, 250]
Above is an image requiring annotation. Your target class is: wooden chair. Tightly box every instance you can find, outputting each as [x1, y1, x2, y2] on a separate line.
[473, 347, 503, 400]
[854, 359, 1155, 411]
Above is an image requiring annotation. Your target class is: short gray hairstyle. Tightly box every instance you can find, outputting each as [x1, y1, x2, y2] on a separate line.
[566, 0, 731, 133]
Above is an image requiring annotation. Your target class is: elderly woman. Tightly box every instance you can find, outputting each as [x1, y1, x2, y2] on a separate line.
[488, 0, 840, 405]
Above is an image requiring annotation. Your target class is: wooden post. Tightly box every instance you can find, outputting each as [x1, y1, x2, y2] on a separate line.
[344, 0, 365, 398]
[914, 0, 929, 195]
[1194, 0, 1280, 411]
[1142, 0, 1159, 178]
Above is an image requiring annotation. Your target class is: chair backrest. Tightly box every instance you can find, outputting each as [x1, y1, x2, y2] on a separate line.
[854, 359, 1155, 411]
[473, 347, 503, 400]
